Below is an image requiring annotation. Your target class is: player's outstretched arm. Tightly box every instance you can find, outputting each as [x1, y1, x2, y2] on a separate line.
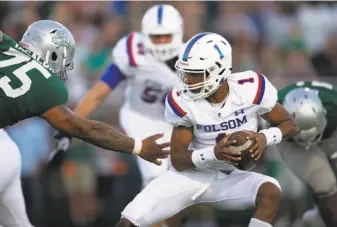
[74, 81, 112, 118]
[41, 104, 170, 164]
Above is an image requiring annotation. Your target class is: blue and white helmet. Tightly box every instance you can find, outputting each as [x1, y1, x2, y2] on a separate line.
[141, 4, 184, 61]
[175, 32, 232, 100]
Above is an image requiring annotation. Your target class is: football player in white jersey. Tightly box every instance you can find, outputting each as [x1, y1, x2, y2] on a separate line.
[51, 4, 188, 226]
[53, 4, 183, 184]
[115, 32, 299, 227]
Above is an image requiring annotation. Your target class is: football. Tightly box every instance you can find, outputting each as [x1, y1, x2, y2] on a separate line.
[227, 131, 258, 170]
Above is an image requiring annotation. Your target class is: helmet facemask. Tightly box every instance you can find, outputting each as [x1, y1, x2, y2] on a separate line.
[141, 4, 184, 62]
[175, 59, 230, 100]
[293, 119, 327, 150]
[283, 88, 327, 150]
[47, 45, 74, 81]
[144, 33, 183, 62]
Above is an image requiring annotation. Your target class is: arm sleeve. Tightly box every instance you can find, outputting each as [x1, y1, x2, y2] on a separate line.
[253, 73, 278, 115]
[100, 63, 126, 89]
[112, 33, 143, 77]
[165, 89, 193, 127]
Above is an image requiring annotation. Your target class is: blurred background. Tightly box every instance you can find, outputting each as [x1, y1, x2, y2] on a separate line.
[1, 1, 337, 227]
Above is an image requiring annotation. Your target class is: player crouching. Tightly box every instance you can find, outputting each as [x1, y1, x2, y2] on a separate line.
[116, 32, 299, 227]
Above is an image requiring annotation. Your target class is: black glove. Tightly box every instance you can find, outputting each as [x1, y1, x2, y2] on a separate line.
[48, 131, 72, 169]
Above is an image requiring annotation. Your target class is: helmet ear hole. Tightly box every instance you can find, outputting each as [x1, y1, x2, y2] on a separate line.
[51, 52, 57, 61]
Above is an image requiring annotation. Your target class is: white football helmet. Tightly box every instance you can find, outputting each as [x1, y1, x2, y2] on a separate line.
[175, 32, 232, 100]
[141, 4, 183, 61]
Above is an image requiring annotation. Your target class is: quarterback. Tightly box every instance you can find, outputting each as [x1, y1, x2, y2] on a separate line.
[53, 4, 183, 186]
[0, 20, 168, 226]
[51, 5, 190, 226]
[275, 81, 337, 227]
[116, 32, 299, 227]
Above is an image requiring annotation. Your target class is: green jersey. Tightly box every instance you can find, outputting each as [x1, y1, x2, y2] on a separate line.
[0, 32, 68, 127]
[278, 81, 337, 139]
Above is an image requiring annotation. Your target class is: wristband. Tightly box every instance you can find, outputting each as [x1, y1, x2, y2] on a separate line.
[192, 147, 238, 172]
[192, 147, 218, 169]
[259, 127, 283, 146]
[132, 140, 142, 155]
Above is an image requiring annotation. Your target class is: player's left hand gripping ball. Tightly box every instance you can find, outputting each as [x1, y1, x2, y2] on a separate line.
[139, 133, 170, 165]
[246, 132, 267, 160]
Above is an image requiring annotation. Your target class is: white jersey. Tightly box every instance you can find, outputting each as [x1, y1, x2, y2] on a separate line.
[113, 32, 178, 120]
[165, 71, 278, 150]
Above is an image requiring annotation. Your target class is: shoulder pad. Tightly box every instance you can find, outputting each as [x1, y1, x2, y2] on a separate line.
[112, 32, 146, 76]
[165, 88, 193, 127]
[228, 71, 277, 114]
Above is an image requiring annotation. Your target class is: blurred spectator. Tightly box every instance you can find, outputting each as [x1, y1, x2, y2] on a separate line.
[1, 2, 39, 41]
[62, 141, 98, 227]
[263, 2, 299, 47]
[297, 2, 336, 55]
[311, 31, 337, 77]
[81, 15, 124, 83]
[213, 2, 260, 72]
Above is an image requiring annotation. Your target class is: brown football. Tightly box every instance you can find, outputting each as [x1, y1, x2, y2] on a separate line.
[227, 131, 258, 170]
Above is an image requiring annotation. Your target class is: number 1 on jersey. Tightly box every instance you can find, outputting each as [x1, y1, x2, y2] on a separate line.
[238, 78, 254, 85]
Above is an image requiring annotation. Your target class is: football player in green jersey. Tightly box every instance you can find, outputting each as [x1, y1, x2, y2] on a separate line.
[263, 81, 337, 227]
[0, 20, 169, 226]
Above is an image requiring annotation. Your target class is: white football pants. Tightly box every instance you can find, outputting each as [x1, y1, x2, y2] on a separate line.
[120, 107, 172, 186]
[121, 168, 281, 226]
[0, 129, 32, 227]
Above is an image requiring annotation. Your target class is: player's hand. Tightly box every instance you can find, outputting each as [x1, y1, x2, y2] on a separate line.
[214, 134, 241, 164]
[48, 131, 72, 168]
[139, 133, 170, 165]
[246, 132, 267, 160]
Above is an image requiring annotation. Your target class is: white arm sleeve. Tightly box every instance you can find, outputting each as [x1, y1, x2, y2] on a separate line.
[255, 73, 278, 115]
[165, 89, 193, 127]
[228, 71, 277, 114]
[112, 32, 144, 77]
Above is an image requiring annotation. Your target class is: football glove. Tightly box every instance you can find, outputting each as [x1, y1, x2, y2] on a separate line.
[48, 131, 72, 168]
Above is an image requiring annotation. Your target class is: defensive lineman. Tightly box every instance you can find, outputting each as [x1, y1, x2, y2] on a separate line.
[116, 32, 299, 227]
[276, 81, 337, 227]
[0, 20, 168, 226]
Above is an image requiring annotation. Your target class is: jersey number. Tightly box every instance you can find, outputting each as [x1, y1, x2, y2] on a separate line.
[141, 80, 170, 105]
[141, 86, 163, 103]
[0, 48, 51, 98]
[238, 77, 254, 85]
[141, 86, 169, 105]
